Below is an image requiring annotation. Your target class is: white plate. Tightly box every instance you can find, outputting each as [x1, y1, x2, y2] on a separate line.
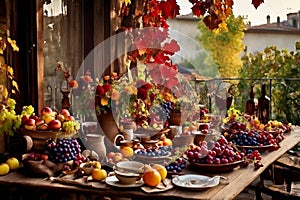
[105, 175, 144, 188]
[172, 174, 220, 190]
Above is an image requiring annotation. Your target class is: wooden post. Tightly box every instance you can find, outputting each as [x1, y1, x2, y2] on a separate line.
[36, 0, 44, 111]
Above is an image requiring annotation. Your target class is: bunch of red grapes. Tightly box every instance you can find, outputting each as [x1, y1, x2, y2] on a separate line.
[184, 136, 245, 164]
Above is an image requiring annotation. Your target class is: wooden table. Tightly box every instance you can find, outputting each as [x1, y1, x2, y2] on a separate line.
[0, 127, 299, 200]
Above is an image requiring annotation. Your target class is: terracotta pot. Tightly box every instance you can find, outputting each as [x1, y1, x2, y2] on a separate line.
[169, 111, 188, 126]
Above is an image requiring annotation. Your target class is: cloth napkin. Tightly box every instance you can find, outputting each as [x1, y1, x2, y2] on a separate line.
[141, 178, 173, 193]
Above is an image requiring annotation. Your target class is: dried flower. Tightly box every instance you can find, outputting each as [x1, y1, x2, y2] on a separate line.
[56, 62, 78, 89]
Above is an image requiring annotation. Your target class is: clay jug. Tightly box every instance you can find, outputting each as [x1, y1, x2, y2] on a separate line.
[85, 134, 106, 162]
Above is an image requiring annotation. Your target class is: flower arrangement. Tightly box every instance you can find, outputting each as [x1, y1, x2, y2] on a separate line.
[56, 62, 78, 90]
[72, 70, 98, 121]
[94, 62, 198, 131]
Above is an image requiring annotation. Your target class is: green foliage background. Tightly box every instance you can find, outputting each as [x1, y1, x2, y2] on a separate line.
[237, 46, 300, 125]
[193, 14, 300, 125]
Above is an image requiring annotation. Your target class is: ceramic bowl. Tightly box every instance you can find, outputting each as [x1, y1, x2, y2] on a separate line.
[80, 162, 95, 175]
[115, 160, 144, 174]
[114, 170, 142, 185]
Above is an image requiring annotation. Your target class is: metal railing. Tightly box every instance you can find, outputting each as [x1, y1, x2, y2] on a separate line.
[192, 77, 300, 125]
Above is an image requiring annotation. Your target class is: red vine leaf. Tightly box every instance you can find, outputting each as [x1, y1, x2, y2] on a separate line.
[203, 13, 222, 30]
[154, 51, 169, 64]
[166, 76, 179, 88]
[226, 0, 234, 7]
[252, 0, 264, 9]
[159, 0, 180, 19]
[163, 39, 180, 55]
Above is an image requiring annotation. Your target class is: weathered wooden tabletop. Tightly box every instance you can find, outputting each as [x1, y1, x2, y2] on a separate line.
[0, 127, 299, 200]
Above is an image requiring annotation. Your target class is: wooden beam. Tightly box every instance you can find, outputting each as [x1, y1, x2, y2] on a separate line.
[36, 0, 44, 112]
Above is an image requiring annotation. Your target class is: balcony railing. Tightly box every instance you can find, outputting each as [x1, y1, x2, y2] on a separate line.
[192, 77, 300, 125]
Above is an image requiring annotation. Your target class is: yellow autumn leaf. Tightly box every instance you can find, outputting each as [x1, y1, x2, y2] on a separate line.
[7, 66, 14, 76]
[2, 87, 8, 98]
[125, 0, 131, 6]
[7, 37, 19, 52]
[12, 80, 19, 91]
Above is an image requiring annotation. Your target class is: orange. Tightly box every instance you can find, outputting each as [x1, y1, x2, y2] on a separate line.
[163, 138, 172, 146]
[259, 123, 265, 130]
[120, 146, 134, 158]
[91, 168, 107, 181]
[143, 167, 161, 187]
[152, 164, 167, 180]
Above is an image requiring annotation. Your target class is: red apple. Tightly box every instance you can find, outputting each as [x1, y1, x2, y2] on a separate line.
[41, 107, 53, 116]
[60, 109, 70, 118]
[21, 115, 29, 126]
[48, 119, 61, 131]
[65, 115, 75, 122]
[35, 119, 45, 127]
[25, 118, 36, 126]
[24, 118, 36, 131]
[30, 115, 39, 122]
[56, 114, 65, 123]
[37, 123, 48, 131]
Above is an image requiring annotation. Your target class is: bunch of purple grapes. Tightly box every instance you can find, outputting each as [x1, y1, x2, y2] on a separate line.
[136, 146, 172, 157]
[165, 157, 186, 173]
[47, 138, 82, 163]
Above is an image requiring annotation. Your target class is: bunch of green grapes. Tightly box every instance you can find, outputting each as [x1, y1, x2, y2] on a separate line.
[62, 121, 80, 134]
[21, 105, 35, 117]
[223, 107, 247, 124]
[0, 98, 22, 136]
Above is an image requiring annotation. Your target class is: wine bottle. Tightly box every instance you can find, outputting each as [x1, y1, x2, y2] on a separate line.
[245, 85, 256, 115]
[257, 84, 270, 124]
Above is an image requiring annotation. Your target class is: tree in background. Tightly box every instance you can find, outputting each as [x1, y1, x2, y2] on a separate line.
[197, 14, 245, 79]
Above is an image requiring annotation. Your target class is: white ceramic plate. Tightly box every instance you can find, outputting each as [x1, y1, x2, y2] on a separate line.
[105, 175, 144, 188]
[172, 174, 220, 190]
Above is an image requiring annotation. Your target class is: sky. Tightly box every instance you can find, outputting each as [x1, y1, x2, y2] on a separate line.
[177, 0, 300, 26]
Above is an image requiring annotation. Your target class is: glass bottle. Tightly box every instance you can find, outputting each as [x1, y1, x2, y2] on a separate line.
[245, 85, 256, 115]
[257, 84, 270, 124]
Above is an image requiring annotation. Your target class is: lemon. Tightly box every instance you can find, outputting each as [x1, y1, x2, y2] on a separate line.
[120, 146, 134, 158]
[0, 163, 10, 176]
[91, 168, 107, 181]
[152, 164, 167, 180]
[6, 157, 20, 170]
[93, 161, 101, 169]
